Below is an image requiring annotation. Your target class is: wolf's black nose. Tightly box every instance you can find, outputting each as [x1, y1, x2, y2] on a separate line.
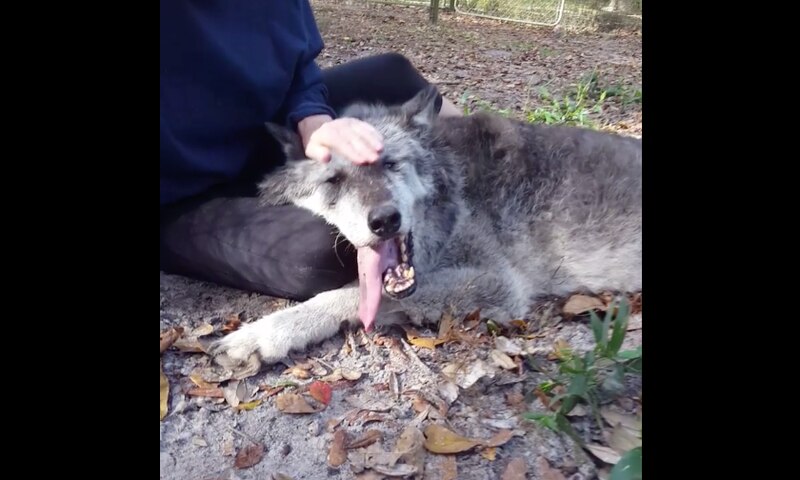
[368, 205, 401, 238]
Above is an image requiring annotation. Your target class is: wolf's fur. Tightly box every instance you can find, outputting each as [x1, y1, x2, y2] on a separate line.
[208, 86, 642, 368]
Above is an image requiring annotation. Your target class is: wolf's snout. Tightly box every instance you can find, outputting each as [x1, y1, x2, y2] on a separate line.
[368, 205, 401, 238]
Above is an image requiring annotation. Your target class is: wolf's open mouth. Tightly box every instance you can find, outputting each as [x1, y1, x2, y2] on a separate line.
[382, 233, 416, 298]
[356, 231, 417, 332]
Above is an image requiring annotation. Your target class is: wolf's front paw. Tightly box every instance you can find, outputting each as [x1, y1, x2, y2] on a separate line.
[207, 315, 291, 373]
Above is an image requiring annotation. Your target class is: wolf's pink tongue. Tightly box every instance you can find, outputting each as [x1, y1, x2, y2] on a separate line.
[357, 241, 396, 332]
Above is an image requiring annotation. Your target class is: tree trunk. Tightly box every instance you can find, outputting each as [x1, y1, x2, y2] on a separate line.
[430, 0, 440, 24]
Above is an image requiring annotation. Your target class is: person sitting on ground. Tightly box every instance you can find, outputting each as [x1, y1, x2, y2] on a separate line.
[160, 0, 462, 301]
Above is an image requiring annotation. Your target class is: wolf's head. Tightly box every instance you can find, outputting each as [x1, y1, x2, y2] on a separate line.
[259, 85, 443, 331]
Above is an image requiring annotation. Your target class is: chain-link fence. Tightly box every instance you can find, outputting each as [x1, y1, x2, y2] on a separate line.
[365, 0, 641, 30]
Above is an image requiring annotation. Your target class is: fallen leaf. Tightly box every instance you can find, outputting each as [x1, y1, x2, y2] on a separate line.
[485, 429, 514, 447]
[193, 323, 215, 337]
[404, 327, 447, 349]
[173, 337, 207, 353]
[481, 447, 497, 460]
[275, 392, 319, 414]
[537, 457, 568, 480]
[160, 362, 169, 420]
[441, 359, 494, 389]
[495, 336, 523, 356]
[563, 294, 605, 316]
[272, 474, 294, 480]
[506, 391, 525, 408]
[501, 457, 528, 480]
[189, 373, 216, 389]
[566, 404, 588, 417]
[372, 464, 418, 477]
[261, 385, 286, 397]
[342, 369, 363, 381]
[192, 436, 208, 447]
[490, 350, 517, 370]
[600, 407, 642, 431]
[438, 379, 460, 406]
[585, 444, 622, 465]
[463, 308, 482, 329]
[423, 424, 481, 453]
[608, 423, 642, 454]
[438, 310, 456, 339]
[284, 366, 311, 379]
[308, 381, 332, 406]
[160, 327, 183, 354]
[222, 314, 242, 333]
[221, 437, 235, 456]
[346, 430, 382, 449]
[389, 371, 400, 399]
[319, 369, 343, 382]
[187, 387, 225, 398]
[394, 425, 425, 474]
[236, 400, 263, 411]
[328, 429, 349, 467]
[197, 364, 234, 383]
[509, 319, 528, 330]
[442, 455, 458, 480]
[234, 443, 265, 469]
[223, 380, 242, 407]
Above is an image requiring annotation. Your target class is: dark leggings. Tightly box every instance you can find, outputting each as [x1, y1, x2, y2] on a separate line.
[160, 53, 438, 300]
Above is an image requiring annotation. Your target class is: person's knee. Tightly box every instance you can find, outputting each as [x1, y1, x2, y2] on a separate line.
[288, 224, 357, 300]
[373, 52, 417, 79]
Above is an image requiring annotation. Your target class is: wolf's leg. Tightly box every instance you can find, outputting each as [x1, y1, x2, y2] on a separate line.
[208, 283, 360, 367]
[388, 267, 529, 326]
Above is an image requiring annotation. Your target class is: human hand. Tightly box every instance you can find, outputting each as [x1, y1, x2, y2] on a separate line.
[297, 115, 383, 165]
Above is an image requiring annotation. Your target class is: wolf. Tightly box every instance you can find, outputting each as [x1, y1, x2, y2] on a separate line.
[208, 85, 642, 371]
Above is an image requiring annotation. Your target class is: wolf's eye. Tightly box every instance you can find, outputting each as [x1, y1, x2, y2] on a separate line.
[383, 159, 401, 172]
[325, 173, 343, 185]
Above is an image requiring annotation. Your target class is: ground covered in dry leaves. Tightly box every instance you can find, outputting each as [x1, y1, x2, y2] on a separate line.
[160, 3, 642, 479]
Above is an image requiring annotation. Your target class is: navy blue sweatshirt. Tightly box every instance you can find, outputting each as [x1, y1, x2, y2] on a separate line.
[160, 0, 336, 206]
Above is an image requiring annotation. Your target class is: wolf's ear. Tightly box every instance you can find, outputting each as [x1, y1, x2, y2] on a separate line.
[401, 85, 441, 128]
[265, 122, 307, 160]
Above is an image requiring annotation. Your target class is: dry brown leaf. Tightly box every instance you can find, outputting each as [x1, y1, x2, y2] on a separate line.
[537, 457, 567, 480]
[236, 400, 263, 411]
[501, 457, 528, 480]
[221, 437, 235, 457]
[600, 407, 642, 431]
[342, 369, 363, 381]
[160, 362, 169, 420]
[403, 327, 447, 349]
[608, 423, 642, 454]
[585, 444, 621, 465]
[261, 385, 286, 397]
[222, 314, 242, 333]
[234, 443, 265, 469]
[481, 447, 497, 461]
[563, 294, 606, 316]
[509, 319, 527, 330]
[308, 381, 332, 406]
[463, 308, 481, 329]
[320, 369, 343, 382]
[423, 424, 481, 454]
[485, 429, 514, 448]
[189, 373, 216, 389]
[372, 464, 418, 477]
[284, 366, 311, 379]
[506, 391, 525, 408]
[187, 387, 225, 398]
[223, 380, 242, 408]
[394, 425, 425, 475]
[328, 429, 349, 467]
[160, 327, 183, 354]
[274, 392, 319, 414]
[438, 310, 456, 339]
[442, 455, 458, 480]
[272, 474, 294, 480]
[495, 336, 523, 356]
[490, 350, 517, 370]
[346, 430, 382, 449]
[193, 323, 215, 337]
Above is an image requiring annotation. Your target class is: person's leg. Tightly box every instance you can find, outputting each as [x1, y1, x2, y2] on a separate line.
[322, 52, 461, 117]
[160, 181, 358, 301]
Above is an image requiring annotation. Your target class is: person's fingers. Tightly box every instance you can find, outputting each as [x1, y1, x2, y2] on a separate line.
[306, 118, 384, 165]
[305, 142, 331, 163]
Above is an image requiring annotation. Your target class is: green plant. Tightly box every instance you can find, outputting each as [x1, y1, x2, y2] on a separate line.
[523, 298, 641, 476]
[526, 77, 607, 128]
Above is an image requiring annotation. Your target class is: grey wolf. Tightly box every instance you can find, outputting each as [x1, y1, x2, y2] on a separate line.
[208, 85, 642, 370]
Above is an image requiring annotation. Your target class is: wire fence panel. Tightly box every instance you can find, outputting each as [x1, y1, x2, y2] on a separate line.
[360, 0, 641, 30]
